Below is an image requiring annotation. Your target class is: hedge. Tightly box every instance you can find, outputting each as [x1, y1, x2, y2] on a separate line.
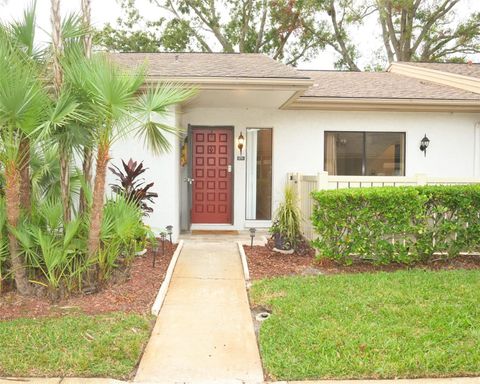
[311, 185, 480, 265]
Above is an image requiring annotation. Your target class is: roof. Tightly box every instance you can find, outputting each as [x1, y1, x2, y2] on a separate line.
[299, 70, 480, 100]
[400, 62, 480, 79]
[108, 53, 480, 110]
[110, 52, 308, 79]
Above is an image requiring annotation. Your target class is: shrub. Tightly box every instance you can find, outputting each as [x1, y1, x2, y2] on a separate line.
[311, 185, 480, 265]
[270, 185, 302, 250]
[109, 159, 158, 215]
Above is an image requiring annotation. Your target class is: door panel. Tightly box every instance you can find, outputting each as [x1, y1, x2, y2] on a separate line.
[191, 127, 233, 224]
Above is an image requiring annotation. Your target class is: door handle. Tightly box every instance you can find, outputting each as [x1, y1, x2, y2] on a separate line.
[227, 165, 232, 173]
[184, 177, 195, 184]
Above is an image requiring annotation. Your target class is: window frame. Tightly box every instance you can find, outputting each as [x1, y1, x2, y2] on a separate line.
[245, 127, 274, 221]
[324, 131, 406, 176]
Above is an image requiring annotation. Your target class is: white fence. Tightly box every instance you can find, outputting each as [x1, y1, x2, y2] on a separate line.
[287, 172, 480, 240]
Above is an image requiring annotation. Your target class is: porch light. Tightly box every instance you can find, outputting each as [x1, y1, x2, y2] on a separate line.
[238, 132, 245, 155]
[249, 227, 256, 248]
[166, 225, 173, 244]
[420, 134, 430, 157]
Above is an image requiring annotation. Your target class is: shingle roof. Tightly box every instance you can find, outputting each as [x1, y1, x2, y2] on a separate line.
[110, 52, 308, 79]
[299, 70, 480, 100]
[401, 62, 480, 79]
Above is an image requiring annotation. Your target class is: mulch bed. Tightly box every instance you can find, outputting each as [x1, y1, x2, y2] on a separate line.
[245, 240, 480, 280]
[0, 241, 177, 321]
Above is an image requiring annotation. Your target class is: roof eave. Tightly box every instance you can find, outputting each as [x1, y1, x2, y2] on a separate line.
[144, 76, 313, 91]
[389, 62, 480, 94]
[283, 97, 480, 112]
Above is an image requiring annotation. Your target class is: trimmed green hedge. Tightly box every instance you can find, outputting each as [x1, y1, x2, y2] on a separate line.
[311, 185, 480, 264]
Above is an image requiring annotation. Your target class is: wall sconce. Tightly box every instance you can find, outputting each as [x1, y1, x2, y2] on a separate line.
[238, 132, 245, 155]
[419, 134, 430, 157]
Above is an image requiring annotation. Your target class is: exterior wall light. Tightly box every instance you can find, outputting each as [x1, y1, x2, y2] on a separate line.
[420, 134, 430, 157]
[238, 132, 245, 155]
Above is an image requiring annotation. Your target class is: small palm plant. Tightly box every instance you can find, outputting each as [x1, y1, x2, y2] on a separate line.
[64, 53, 196, 259]
[270, 185, 302, 251]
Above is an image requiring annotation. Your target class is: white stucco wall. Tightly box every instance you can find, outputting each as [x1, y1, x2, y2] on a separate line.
[109, 107, 480, 234]
[108, 106, 181, 241]
[180, 108, 480, 230]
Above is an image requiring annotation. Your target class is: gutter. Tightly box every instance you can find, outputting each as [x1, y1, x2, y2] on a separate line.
[284, 97, 480, 112]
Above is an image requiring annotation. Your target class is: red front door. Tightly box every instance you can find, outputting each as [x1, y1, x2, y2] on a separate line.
[191, 127, 233, 224]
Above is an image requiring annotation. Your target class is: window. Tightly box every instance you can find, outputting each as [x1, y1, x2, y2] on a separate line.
[246, 128, 272, 220]
[324, 131, 405, 176]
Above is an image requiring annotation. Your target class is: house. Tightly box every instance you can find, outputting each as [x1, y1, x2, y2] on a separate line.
[107, 53, 480, 240]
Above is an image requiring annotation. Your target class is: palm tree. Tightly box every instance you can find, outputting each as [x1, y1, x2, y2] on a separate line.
[65, 55, 195, 258]
[50, 0, 73, 224]
[9, 4, 41, 213]
[79, 0, 93, 216]
[0, 33, 49, 295]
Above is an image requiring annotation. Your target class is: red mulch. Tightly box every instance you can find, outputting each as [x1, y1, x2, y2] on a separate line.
[0, 242, 177, 321]
[245, 241, 480, 280]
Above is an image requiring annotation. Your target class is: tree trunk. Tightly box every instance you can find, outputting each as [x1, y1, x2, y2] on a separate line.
[79, 147, 93, 215]
[59, 143, 71, 223]
[87, 142, 109, 258]
[5, 160, 31, 295]
[79, 0, 93, 217]
[51, 0, 63, 94]
[81, 0, 92, 59]
[18, 137, 31, 213]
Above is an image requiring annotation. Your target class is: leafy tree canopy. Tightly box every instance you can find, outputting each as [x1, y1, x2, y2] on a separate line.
[95, 0, 480, 70]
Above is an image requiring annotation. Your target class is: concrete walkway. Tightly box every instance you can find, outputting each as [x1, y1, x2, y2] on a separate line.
[134, 238, 264, 383]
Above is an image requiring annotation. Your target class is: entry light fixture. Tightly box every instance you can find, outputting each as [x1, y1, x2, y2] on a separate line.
[238, 132, 245, 155]
[420, 134, 430, 157]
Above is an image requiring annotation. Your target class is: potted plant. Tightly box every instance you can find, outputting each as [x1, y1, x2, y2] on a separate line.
[270, 185, 302, 253]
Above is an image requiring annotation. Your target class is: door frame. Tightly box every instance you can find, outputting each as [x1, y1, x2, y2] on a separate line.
[188, 125, 235, 226]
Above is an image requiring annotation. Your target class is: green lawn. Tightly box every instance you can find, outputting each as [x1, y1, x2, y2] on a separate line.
[251, 269, 480, 380]
[0, 312, 152, 379]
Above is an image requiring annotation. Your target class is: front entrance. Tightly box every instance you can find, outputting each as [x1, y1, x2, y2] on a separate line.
[191, 127, 234, 224]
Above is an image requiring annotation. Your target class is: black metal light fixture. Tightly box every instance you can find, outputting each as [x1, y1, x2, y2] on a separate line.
[249, 227, 256, 248]
[420, 134, 430, 157]
[160, 232, 166, 256]
[152, 243, 159, 268]
[238, 132, 245, 155]
[166, 225, 173, 244]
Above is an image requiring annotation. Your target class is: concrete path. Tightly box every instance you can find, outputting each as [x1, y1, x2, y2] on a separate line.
[134, 239, 264, 383]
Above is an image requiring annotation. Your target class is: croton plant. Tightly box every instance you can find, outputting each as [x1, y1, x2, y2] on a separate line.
[109, 159, 158, 215]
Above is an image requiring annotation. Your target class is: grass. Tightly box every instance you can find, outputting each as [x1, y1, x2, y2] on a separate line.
[250, 269, 480, 380]
[0, 312, 153, 379]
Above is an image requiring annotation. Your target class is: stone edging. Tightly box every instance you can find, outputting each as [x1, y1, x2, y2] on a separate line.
[237, 241, 250, 283]
[151, 240, 184, 316]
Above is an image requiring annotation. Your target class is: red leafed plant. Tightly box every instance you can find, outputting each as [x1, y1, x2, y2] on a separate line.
[109, 159, 158, 215]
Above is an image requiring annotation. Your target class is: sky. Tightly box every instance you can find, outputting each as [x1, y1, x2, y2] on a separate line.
[1, 0, 480, 70]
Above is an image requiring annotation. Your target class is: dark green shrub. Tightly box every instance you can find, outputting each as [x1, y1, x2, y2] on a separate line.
[311, 185, 480, 265]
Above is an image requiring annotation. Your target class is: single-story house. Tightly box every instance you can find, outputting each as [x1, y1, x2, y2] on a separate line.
[107, 53, 480, 240]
